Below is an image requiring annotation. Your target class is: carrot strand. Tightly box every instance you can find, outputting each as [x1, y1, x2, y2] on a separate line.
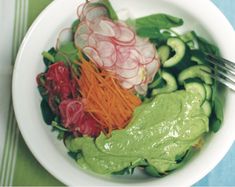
[78, 60, 141, 135]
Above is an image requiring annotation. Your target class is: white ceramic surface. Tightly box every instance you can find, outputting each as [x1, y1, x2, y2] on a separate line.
[12, 0, 235, 186]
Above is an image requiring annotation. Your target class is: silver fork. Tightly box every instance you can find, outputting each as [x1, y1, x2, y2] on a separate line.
[202, 53, 235, 91]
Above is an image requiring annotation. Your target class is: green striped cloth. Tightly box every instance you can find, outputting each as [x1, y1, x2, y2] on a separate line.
[0, 0, 63, 185]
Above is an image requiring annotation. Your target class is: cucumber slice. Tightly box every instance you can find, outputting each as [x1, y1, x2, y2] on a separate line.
[148, 72, 164, 89]
[163, 38, 186, 68]
[158, 45, 171, 64]
[152, 71, 178, 95]
[185, 82, 206, 104]
[186, 41, 195, 49]
[202, 101, 212, 117]
[191, 56, 204, 65]
[204, 84, 212, 100]
[180, 31, 197, 43]
[178, 65, 213, 85]
[180, 31, 198, 49]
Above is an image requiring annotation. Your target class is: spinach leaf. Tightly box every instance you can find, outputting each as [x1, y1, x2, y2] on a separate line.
[213, 96, 223, 121]
[54, 52, 68, 63]
[149, 31, 172, 46]
[197, 36, 219, 55]
[51, 119, 69, 140]
[136, 14, 183, 30]
[112, 159, 148, 175]
[42, 47, 57, 67]
[72, 19, 80, 34]
[210, 118, 221, 133]
[95, 0, 118, 20]
[38, 86, 48, 100]
[136, 27, 162, 39]
[40, 99, 56, 125]
[112, 168, 133, 175]
[56, 42, 79, 64]
[210, 95, 223, 133]
[209, 81, 223, 133]
[144, 165, 163, 177]
[68, 151, 83, 161]
[60, 42, 77, 55]
[51, 121, 69, 132]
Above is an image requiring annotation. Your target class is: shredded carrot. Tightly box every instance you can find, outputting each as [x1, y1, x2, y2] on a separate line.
[76, 57, 142, 136]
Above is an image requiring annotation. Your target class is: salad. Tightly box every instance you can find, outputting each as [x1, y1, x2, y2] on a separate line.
[37, 0, 223, 177]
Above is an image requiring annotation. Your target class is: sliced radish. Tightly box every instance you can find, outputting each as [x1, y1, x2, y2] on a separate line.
[75, 22, 91, 35]
[59, 99, 101, 137]
[116, 46, 131, 59]
[102, 53, 117, 68]
[80, 2, 95, 21]
[92, 18, 116, 37]
[116, 65, 139, 79]
[135, 84, 148, 95]
[77, 2, 86, 19]
[94, 40, 117, 67]
[135, 37, 155, 64]
[75, 34, 90, 49]
[146, 59, 160, 76]
[56, 28, 73, 50]
[120, 81, 134, 89]
[116, 48, 142, 69]
[83, 47, 104, 67]
[88, 33, 97, 47]
[96, 41, 116, 58]
[116, 58, 138, 70]
[102, 57, 116, 68]
[119, 68, 144, 87]
[145, 59, 161, 83]
[59, 99, 84, 127]
[85, 6, 109, 23]
[74, 1, 161, 94]
[129, 66, 146, 84]
[74, 23, 91, 48]
[112, 24, 135, 45]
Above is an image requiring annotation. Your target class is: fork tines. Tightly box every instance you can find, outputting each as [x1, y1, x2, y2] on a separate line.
[203, 53, 235, 91]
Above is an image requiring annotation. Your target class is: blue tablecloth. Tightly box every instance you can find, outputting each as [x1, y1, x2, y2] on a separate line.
[195, 0, 235, 186]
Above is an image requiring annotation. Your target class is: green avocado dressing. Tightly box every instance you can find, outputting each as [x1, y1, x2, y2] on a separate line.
[65, 90, 209, 174]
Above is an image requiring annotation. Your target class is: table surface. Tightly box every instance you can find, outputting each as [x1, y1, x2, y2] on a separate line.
[0, 0, 234, 186]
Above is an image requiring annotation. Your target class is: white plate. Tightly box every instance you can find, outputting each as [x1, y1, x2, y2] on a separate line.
[12, 0, 235, 186]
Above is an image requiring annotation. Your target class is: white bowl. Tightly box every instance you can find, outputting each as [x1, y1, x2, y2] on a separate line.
[12, 0, 235, 186]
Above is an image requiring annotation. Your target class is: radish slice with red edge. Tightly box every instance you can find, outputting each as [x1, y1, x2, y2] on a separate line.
[88, 33, 97, 47]
[116, 48, 142, 70]
[135, 37, 156, 64]
[59, 99, 101, 137]
[56, 28, 73, 50]
[145, 59, 161, 83]
[96, 40, 116, 58]
[77, 2, 86, 19]
[74, 23, 91, 49]
[85, 6, 109, 23]
[83, 46, 104, 67]
[112, 24, 135, 45]
[59, 99, 84, 128]
[80, 3, 95, 21]
[135, 84, 148, 95]
[116, 65, 139, 79]
[92, 18, 116, 37]
[120, 81, 134, 89]
[127, 67, 146, 84]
